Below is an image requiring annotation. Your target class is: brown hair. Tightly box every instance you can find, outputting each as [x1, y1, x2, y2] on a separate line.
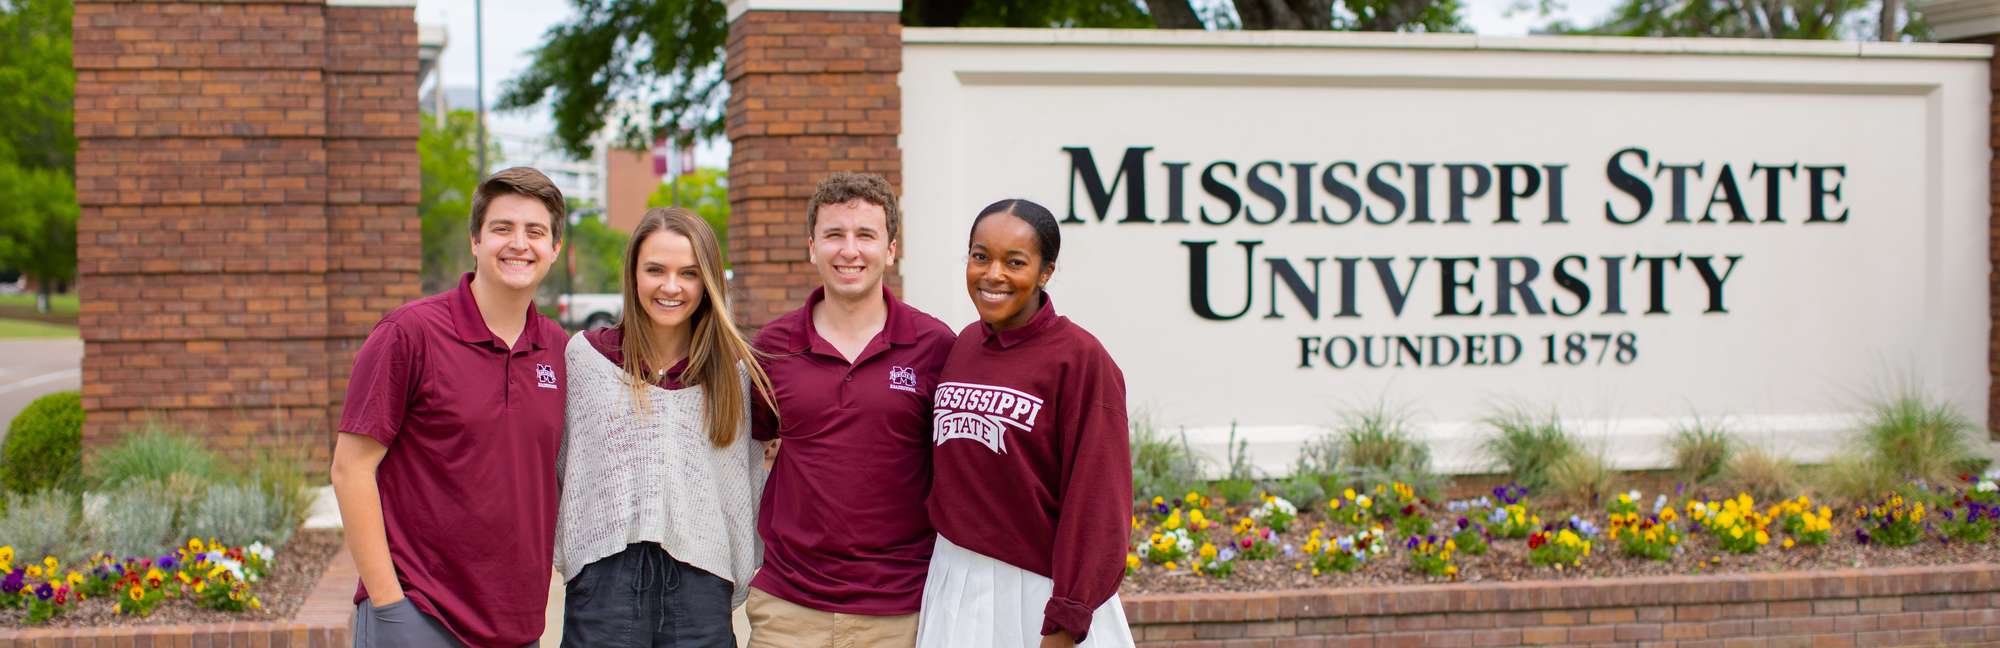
[618, 207, 776, 447]
[471, 167, 567, 242]
[806, 172, 900, 243]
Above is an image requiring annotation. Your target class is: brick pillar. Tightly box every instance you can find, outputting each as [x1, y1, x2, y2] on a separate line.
[1935, 0, 2000, 439]
[72, 0, 420, 468]
[724, 0, 903, 327]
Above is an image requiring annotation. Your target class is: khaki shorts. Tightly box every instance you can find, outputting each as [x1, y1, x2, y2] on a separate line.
[745, 587, 917, 648]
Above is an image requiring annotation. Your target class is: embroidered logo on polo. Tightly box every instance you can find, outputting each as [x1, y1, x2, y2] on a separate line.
[932, 382, 1044, 454]
[888, 366, 918, 393]
[535, 363, 559, 390]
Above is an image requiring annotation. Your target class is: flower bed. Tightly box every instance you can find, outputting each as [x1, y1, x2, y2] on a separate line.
[0, 529, 352, 646]
[1126, 474, 2000, 595]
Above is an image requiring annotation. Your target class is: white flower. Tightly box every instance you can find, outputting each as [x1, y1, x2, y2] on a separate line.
[247, 541, 275, 563]
[1978, 480, 1997, 493]
[1177, 537, 1194, 554]
[1652, 494, 1669, 514]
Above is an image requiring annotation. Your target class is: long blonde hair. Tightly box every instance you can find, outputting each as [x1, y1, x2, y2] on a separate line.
[618, 207, 775, 447]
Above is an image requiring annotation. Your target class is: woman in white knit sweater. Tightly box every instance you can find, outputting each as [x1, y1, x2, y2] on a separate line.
[556, 207, 776, 647]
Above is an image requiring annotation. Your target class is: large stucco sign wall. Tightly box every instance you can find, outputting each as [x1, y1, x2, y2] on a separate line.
[899, 31, 1992, 473]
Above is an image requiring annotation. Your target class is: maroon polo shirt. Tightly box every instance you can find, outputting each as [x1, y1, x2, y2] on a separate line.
[749, 287, 954, 615]
[339, 272, 567, 647]
[926, 295, 1131, 642]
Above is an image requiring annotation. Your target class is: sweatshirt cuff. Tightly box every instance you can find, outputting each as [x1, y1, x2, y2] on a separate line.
[1041, 596, 1095, 642]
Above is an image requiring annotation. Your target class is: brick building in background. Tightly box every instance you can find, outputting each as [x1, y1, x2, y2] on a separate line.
[71, 0, 420, 466]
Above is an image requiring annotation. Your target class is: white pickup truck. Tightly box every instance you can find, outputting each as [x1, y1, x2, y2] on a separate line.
[556, 293, 621, 330]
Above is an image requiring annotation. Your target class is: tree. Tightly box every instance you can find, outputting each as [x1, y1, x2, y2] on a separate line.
[0, 0, 76, 312]
[646, 167, 729, 263]
[418, 110, 497, 294]
[504, 0, 1466, 158]
[1547, 0, 1928, 41]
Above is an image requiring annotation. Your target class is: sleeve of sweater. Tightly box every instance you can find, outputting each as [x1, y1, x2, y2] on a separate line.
[1041, 348, 1133, 642]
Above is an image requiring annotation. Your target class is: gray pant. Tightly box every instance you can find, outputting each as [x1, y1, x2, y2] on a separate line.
[352, 598, 463, 648]
[562, 542, 736, 648]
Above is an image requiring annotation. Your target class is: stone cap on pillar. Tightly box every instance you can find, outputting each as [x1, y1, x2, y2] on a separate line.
[727, 0, 902, 22]
[1921, 0, 2000, 41]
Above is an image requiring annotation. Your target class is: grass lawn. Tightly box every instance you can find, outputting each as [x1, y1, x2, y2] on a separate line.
[0, 292, 79, 317]
[0, 317, 77, 338]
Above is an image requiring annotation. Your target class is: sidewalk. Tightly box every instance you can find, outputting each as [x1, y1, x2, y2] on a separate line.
[305, 487, 752, 647]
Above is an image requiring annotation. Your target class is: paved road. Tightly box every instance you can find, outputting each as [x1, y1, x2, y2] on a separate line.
[0, 338, 82, 440]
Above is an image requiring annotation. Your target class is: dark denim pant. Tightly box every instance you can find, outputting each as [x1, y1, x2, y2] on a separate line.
[562, 542, 736, 648]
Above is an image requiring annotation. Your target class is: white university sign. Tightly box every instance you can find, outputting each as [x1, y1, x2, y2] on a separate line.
[898, 30, 1993, 473]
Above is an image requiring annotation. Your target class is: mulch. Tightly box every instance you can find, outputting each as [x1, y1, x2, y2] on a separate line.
[1121, 503, 2000, 596]
[0, 529, 343, 629]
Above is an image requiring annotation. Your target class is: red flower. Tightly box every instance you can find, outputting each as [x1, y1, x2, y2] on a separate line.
[1528, 532, 1548, 550]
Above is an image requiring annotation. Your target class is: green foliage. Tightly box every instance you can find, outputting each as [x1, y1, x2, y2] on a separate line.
[553, 216, 632, 296]
[183, 482, 283, 546]
[1554, 0, 1928, 41]
[506, 0, 1467, 160]
[85, 481, 177, 559]
[0, 0, 77, 306]
[240, 445, 312, 546]
[1131, 417, 1202, 504]
[88, 424, 221, 490]
[1546, 450, 1615, 508]
[420, 110, 497, 293]
[1669, 417, 1733, 485]
[1211, 422, 1257, 504]
[1814, 452, 1898, 506]
[1723, 445, 1801, 504]
[647, 167, 729, 263]
[1, 391, 82, 494]
[1482, 407, 1576, 492]
[0, 489, 77, 563]
[1861, 394, 1976, 485]
[1332, 405, 1437, 495]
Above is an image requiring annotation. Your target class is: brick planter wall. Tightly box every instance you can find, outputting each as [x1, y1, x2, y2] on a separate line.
[0, 542, 357, 647]
[1124, 563, 2000, 647]
[71, 0, 421, 469]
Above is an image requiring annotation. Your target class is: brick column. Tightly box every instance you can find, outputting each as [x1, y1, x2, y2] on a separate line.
[72, 0, 419, 467]
[724, 0, 903, 327]
[1933, 0, 2000, 439]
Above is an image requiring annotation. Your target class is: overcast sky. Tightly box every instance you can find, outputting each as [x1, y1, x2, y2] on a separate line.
[413, 0, 1623, 167]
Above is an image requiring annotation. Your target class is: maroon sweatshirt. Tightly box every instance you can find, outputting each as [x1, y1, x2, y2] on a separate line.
[926, 294, 1132, 642]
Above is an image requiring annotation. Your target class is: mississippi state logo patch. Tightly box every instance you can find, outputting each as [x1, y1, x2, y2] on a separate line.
[889, 366, 918, 393]
[931, 382, 1044, 454]
[535, 363, 559, 390]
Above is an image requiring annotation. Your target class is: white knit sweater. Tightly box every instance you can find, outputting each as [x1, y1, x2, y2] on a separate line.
[556, 332, 765, 608]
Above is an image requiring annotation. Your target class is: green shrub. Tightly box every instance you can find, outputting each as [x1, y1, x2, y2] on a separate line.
[1211, 422, 1257, 504]
[88, 423, 219, 489]
[0, 489, 78, 563]
[1547, 450, 1615, 508]
[1482, 407, 1576, 491]
[1861, 394, 1976, 485]
[1669, 418, 1732, 485]
[183, 481, 281, 546]
[1814, 452, 1899, 506]
[1131, 417, 1202, 504]
[1333, 406, 1439, 495]
[239, 444, 312, 544]
[1279, 433, 1341, 504]
[1723, 445, 1800, 503]
[86, 481, 177, 558]
[1, 391, 84, 494]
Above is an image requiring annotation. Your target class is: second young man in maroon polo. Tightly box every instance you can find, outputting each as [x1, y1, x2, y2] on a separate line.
[330, 167, 570, 648]
[746, 173, 954, 647]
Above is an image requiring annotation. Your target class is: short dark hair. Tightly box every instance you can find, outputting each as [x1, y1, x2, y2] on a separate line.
[806, 173, 900, 243]
[471, 167, 567, 242]
[971, 198, 1061, 266]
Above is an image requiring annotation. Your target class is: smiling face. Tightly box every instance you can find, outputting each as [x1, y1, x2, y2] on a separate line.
[469, 193, 561, 293]
[966, 212, 1053, 331]
[633, 229, 704, 334]
[809, 198, 897, 303]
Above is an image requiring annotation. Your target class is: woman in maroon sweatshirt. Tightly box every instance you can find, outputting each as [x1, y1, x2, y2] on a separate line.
[917, 199, 1135, 648]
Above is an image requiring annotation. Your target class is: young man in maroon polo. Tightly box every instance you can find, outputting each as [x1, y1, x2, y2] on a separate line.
[745, 172, 955, 647]
[330, 167, 570, 648]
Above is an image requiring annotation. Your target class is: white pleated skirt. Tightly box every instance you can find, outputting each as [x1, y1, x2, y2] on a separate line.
[915, 533, 1136, 648]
